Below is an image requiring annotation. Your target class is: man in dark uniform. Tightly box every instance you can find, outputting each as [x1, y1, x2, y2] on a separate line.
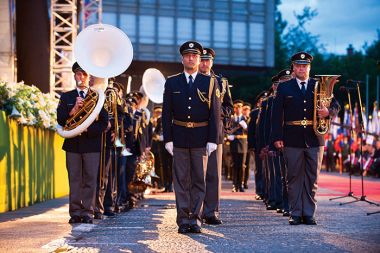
[199, 47, 233, 225]
[162, 41, 220, 234]
[248, 91, 266, 200]
[57, 62, 109, 224]
[228, 99, 248, 192]
[272, 52, 340, 225]
[273, 69, 293, 217]
[242, 102, 252, 189]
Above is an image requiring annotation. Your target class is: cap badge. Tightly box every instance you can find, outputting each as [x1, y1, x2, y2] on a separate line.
[203, 49, 207, 54]
[301, 54, 305, 59]
[286, 70, 290, 74]
[189, 43, 194, 48]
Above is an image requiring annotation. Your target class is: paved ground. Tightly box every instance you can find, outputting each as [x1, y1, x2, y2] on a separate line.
[0, 172, 380, 253]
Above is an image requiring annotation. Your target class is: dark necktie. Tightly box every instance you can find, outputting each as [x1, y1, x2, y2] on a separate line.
[79, 90, 85, 99]
[188, 75, 193, 88]
[300, 82, 306, 95]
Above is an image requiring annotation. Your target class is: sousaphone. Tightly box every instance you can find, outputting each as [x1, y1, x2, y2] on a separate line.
[57, 24, 134, 138]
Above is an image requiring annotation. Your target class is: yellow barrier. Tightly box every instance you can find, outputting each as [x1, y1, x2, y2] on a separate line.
[0, 111, 68, 213]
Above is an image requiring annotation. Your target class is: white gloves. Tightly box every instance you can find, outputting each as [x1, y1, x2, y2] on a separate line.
[159, 135, 164, 141]
[165, 142, 173, 156]
[227, 135, 235, 141]
[206, 142, 217, 156]
[239, 120, 248, 129]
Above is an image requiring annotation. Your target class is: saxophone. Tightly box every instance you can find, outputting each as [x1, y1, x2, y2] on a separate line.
[313, 75, 340, 135]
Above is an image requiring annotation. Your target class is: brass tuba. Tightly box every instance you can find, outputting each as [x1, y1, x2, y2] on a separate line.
[56, 24, 133, 138]
[313, 75, 340, 135]
[128, 151, 159, 193]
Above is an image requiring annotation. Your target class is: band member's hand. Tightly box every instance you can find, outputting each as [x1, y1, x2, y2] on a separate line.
[227, 135, 235, 141]
[274, 141, 284, 150]
[111, 131, 115, 141]
[165, 142, 173, 156]
[206, 142, 217, 156]
[318, 106, 329, 118]
[239, 120, 248, 129]
[69, 97, 84, 116]
[146, 147, 151, 151]
[159, 135, 164, 141]
[106, 121, 111, 132]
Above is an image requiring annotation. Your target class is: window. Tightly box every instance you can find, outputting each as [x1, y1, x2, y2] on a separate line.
[120, 14, 136, 42]
[213, 20, 229, 48]
[231, 21, 246, 49]
[249, 23, 264, 49]
[158, 17, 174, 45]
[195, 19, 211, 44]
[102, 12, 117, 26]
[139, 15, 155, 44]
[177, 18, 193, 44]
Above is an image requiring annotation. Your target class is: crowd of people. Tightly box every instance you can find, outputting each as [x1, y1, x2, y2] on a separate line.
[57, 38, 380, 233]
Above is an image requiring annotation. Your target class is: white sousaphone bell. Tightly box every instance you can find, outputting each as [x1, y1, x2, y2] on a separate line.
[56, 23, 134, 139]
[141, 68, 166, 104]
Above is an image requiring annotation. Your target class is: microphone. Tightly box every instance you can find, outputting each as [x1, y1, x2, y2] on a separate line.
[346, 79, 364, 84]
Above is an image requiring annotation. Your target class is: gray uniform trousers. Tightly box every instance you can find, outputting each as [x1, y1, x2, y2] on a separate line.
[173, 147, 208, 226]
[283, 146, 324, 217]
[66, 152, 100, 218]
[203, 144, 223, 218]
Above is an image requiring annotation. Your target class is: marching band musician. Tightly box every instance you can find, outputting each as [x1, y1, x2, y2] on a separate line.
[57, 62, 109, 224]
[248, 91, 266, 200]
[273, 69, 293, 216]
[162, 41, 220, 234]
[228, 99, 248, 193]
[272, 52, 340, 225]
[242, 102, 252, 190]
[151, 105, 173, 192]
[199, 47, 233, 225]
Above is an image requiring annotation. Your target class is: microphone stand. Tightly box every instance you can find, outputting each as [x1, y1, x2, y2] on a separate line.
[339, 82, 380, 211]
[329, 88, 359, 202]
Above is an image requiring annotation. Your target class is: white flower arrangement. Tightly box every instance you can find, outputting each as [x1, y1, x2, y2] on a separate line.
[0, 81, 59, 129]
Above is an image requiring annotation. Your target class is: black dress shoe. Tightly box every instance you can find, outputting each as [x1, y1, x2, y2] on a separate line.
[239, 187, 245, 192]
[204, 216, 223, 225]
[178, 224, 190, 234]
[94, 213, 103, 220]
[232, 186, 237, 192]
[303, 216, 317, 225]
[255, 195, 262, 200]
[289, 216, 302, 225]
[104, 211, 116, 217]
[276, 208, 283, 213]
[82, 216, 93, 224]
[283, 211, 290, 217]
[189, 224, 202, 233]
[68, 216, 81, 224]
[266, 205, 276, 210]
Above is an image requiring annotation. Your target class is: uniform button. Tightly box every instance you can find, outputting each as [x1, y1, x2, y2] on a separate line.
[189, 97, 192, 100]
[188, 106, 191, 109]
[188, 116, 191, 119]
[304, 126, 306, 128]
[304, 117, 306, 119]
[304, 100, 307, 103]
[304, 109, 306, 111]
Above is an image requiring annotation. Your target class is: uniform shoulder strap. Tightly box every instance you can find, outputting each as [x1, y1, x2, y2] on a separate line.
[208, 75, 215, 109]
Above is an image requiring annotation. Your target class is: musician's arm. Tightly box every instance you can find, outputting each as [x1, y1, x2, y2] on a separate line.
[162, 79, 173, 144]
[57, 93, 70, 126]
[271, 84, 285, 145]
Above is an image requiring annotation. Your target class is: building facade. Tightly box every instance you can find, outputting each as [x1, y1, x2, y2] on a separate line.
[102, 0, 274, 69]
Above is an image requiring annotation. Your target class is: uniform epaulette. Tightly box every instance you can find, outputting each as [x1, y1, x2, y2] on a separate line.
[167, 72, 182, 78]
